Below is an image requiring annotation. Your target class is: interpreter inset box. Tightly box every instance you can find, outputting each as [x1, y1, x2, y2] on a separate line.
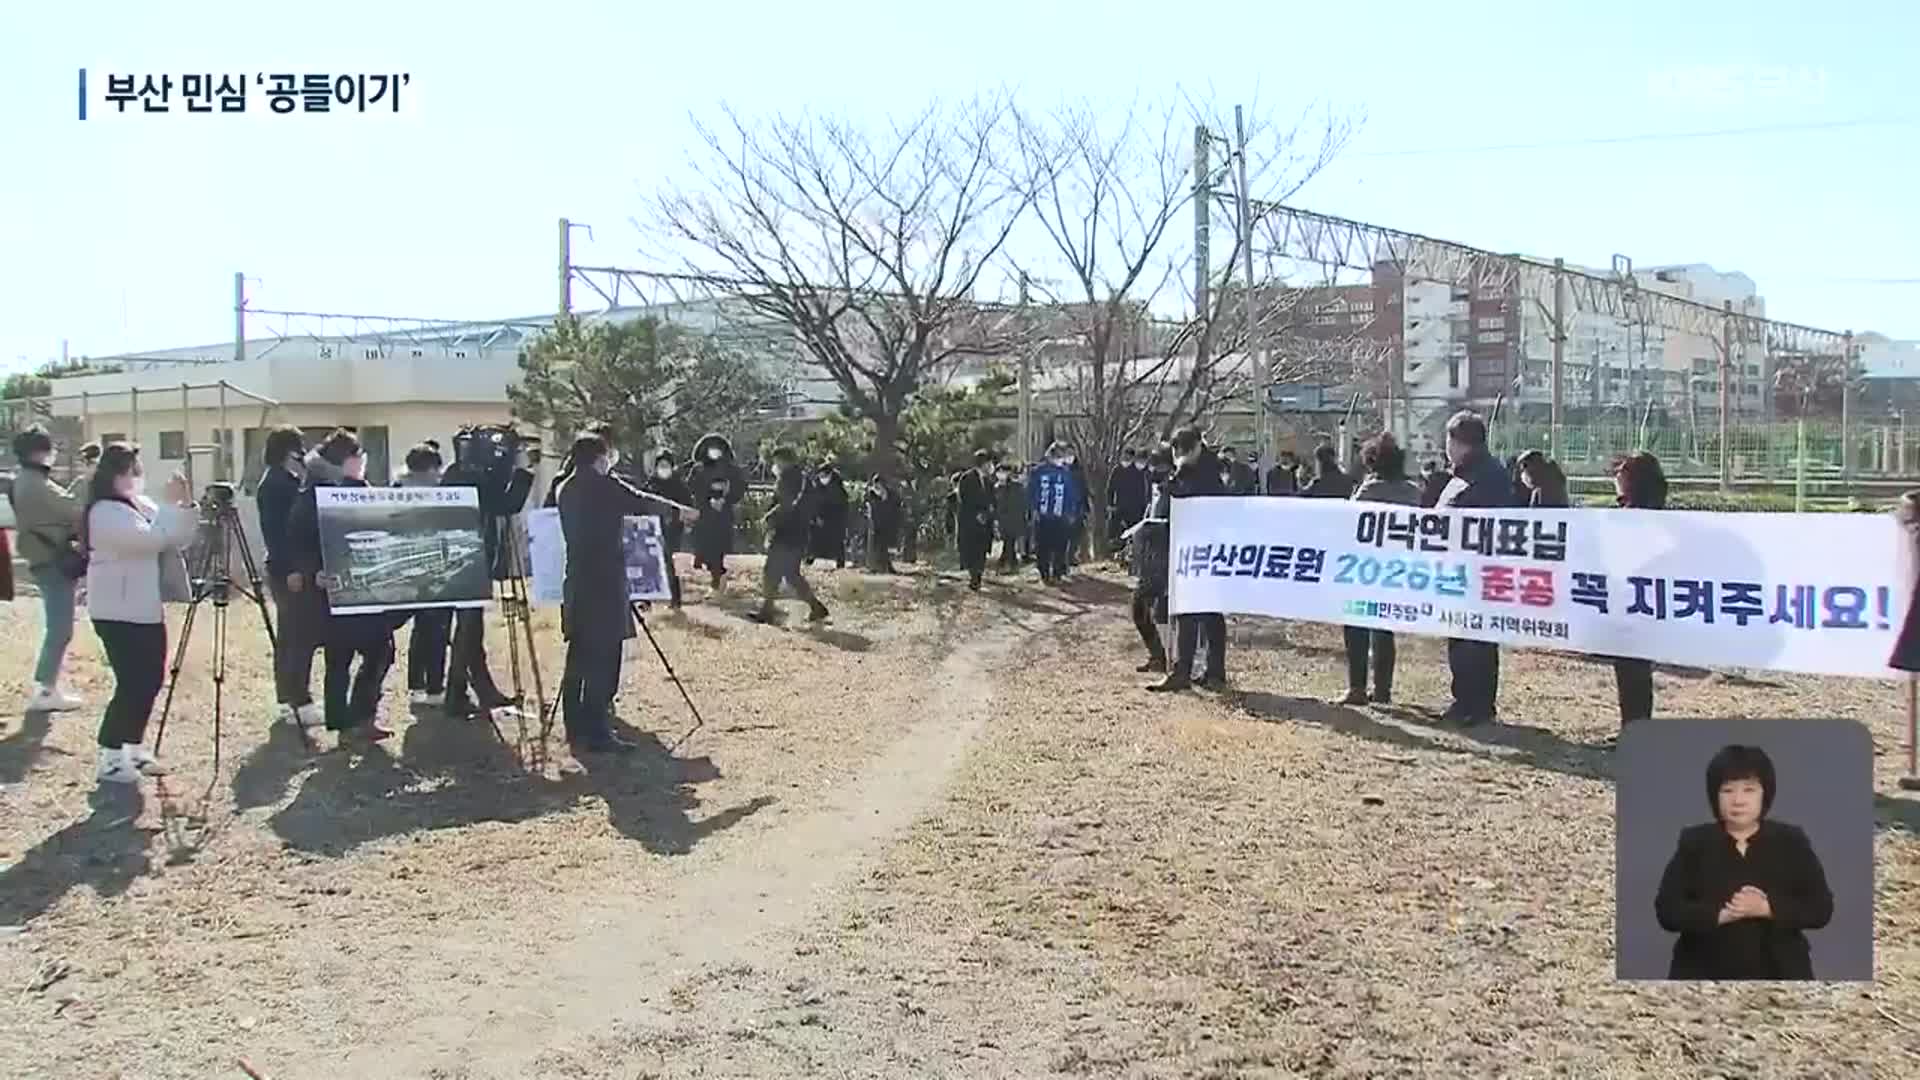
[1614, 718, 1874, 981]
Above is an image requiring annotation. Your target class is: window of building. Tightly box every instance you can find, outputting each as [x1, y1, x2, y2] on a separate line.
[1450, 288, 1471, 302]
[364, 347, 382, 359]
[158, 430, 186, 459]
[453, 349, 468, 358]
[1477, 316, 1504, 330]
[1314, 314, 1337, 325]
[1476, 331, 1505, 344]
[100, 432, 126, 446]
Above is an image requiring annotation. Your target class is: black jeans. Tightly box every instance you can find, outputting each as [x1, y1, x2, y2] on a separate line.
[1446, 638, 1501, 718]
[998, 530, 1022, 570]
[1343, 625, 1397, 699]
[447, 608, 507, 707]
[324, 636, 394, 731]
[1174, 613, 1226, 682]
[1033, 517, 1072, 580]
[1613, 657, 1654, 723]
[407, 610, 452, 694]
[762, 541, 823, 609]
[958, 526, 991, 584]
[1132, 588, 1166, 659]
[267, 573, 318, 708]
[561, 636, 623, 742]
[93, 619, 167, 749]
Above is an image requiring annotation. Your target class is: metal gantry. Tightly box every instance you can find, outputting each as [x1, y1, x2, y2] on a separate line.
[1255, 202, 1854, 490]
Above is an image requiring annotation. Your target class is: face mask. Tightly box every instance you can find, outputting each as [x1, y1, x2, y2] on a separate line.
[116, 473, 145, 498]
[707, 448, 722, 462]
[1048, 456, 1063, 467]
[655, 464, 674, 479]
[607, 449, 621, 468]
[592, 458, 613, 476]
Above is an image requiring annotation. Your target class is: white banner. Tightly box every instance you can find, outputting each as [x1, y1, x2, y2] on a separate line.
[523, 507, 672, 606]
[1167, 497, 1908, 679]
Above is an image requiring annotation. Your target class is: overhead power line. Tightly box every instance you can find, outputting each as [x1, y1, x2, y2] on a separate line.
[1348, 118, 1917, 159]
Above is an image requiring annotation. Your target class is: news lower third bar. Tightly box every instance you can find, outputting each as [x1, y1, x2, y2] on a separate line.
[78, 68, 86, 120]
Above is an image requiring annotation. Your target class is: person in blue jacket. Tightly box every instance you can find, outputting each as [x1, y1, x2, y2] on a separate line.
[1027, 442, 1082, 585]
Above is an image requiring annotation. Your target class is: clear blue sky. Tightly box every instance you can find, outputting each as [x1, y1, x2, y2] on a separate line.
[1, 0, 1913, 371]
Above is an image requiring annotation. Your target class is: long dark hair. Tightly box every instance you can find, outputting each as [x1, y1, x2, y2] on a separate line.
[81, 442, 143, 547]
[1612, 451, 1669, 510]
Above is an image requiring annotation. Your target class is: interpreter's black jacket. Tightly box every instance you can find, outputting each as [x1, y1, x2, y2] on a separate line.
[1654, 819, 1833, 980]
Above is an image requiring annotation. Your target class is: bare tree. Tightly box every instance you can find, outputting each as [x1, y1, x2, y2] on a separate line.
[650, 96, 1036, 473]
[1008, 94, 1355, 547]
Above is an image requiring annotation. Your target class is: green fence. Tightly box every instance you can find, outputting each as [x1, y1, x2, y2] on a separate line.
[1488, 418, 1916, 480]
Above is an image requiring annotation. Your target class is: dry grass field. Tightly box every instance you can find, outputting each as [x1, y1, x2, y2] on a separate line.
[0, 557, 1914, 1079]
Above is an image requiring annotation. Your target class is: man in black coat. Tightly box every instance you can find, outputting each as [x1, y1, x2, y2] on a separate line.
[438, 429, 534, 721]
[1106, 448, 1150, 555]
[1435, 410, 1514, 726]
[555, 434, 691, 754]
[1265, 451, 1300, 495]
[752, 446, 830, 624]
[685, 432, 746, 588]
[1150, 426, 1229, 693]
[951, 449, 996, 591]
[863, 474, 903, 573]
[1218, 446, 1258, 495]
[643, 448, 695, 609]
[807, 462, 851, 570]
[1125, 445, 1176, 673]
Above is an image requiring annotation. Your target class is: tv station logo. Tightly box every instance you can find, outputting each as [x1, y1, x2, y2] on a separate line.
[76, 69, 412, 119]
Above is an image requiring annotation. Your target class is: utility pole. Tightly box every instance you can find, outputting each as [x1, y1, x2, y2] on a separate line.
[233, 271, 246, 365]
[1193, 125, 1211, 393]
[1550, 258, 1566, 461]
[558, 217, 573, 316]
[1233, 106, 1263, 474]
[1841, 329, 1855, 488]
[1719, 300, 1734, 494]
[1018, 271, 1032, 461]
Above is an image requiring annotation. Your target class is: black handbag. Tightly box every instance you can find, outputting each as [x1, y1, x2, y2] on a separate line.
[30, 527, 88, 581]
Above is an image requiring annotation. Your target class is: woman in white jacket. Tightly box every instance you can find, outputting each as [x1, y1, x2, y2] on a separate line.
[82, 443, 197, 785]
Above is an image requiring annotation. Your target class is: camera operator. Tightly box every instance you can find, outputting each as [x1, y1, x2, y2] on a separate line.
[555, 434, 696, 754]
[685, 432, 745, 588]
[255, 424, 322, 734]
[439, 424, 535, 721]
[751, 446, 830, 624]
[396, 442, 451, 704]
[643, 447, 694, 609]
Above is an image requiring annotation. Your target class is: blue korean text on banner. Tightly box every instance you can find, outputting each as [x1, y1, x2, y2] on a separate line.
[1166, 496, 1907, 679]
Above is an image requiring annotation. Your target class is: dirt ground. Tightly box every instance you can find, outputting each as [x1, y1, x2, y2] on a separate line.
[0, 556, 1915, 1079]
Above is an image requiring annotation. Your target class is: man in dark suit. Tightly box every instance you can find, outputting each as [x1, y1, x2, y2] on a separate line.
[952, 450, 997, 591]
[555, 434, 692, 754]
[1435, 410, 1513, 725]
[752, 446, 831, 624]
[1149, 426, 1228, 693]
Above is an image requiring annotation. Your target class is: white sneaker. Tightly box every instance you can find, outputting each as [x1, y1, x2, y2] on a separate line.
[420, 692, 445, 707]
[294, 703, 323, 729]
[123, 744, 169, 776]
[95, 747, 139, 785]
[274, 704, 297, 726]
[26, 684, 82, 713]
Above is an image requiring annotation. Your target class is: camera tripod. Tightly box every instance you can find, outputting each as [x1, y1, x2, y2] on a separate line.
[151, 491, 277, 799]
[535, 598, 707, 757]
[486, 513, 549, 768]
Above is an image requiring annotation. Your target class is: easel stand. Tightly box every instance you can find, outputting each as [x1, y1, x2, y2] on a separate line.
[535, 600, 707, 755]
[1901, 675, 1920, 793]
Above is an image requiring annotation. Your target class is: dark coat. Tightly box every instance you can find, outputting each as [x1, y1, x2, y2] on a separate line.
[1436, 448, 1514, 510]
[1418, 469, 1451, 508]
[255, 464, 302, 578]
[1265, 462, 1299, 496]
[809, 469, 850, 552]
[1654, 820, 1833, 980]
[1302, 469, 1355, 500]
[1135, 475, 1174, 596]
[1108, 465, 1150, 519]
[686, 434, 746, 555]
[1224, 461, 1258, 496]
[865, 481, 903, 538]
[556, 468, 659, 642]
[441, 460, 534, 580]
[285, 453, 405, 646]
[764, 466, 820, 548]
[641, 470, 695, 552]
[1891, 573, 1920, 672]
[994, 477, 1027, 536]
[951, 469, 995, 540]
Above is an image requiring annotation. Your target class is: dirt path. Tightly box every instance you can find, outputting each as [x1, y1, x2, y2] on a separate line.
[317, 591, 1080, 1080]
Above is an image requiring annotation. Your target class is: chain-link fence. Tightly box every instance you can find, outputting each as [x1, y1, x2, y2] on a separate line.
[1488, 417, 1915, 480]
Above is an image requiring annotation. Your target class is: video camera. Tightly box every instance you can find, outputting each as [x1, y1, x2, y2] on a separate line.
[452, 423, 538, 475]
[198, 480, 236, 510]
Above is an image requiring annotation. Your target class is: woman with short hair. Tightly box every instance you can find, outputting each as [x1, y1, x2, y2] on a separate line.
[82, 443, 197, 785]
[1340, 433, 1420, 706]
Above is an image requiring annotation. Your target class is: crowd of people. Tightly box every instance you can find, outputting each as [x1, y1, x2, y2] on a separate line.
[6, 404, 1677, 788]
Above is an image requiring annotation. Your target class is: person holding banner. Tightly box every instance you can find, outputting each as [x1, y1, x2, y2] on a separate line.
[397, 442, 452, 705]
[1340, 434, 1421, 706]
[1610, 451, 1669, 725]
[1435, 411, 1513, 725]
[1150, 427, 1228, 693]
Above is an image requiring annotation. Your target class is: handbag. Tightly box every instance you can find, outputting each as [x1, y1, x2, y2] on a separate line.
[29, 527, 88, 581]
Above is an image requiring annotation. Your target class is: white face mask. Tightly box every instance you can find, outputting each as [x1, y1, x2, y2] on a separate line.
[707, 448, 722, 462]
[592, 457, 613, 476]
[607, 449, 621, 468]
[655, 464, 673, 479]
[343, 455, 367, 481]
[119, 473, 146, 498]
